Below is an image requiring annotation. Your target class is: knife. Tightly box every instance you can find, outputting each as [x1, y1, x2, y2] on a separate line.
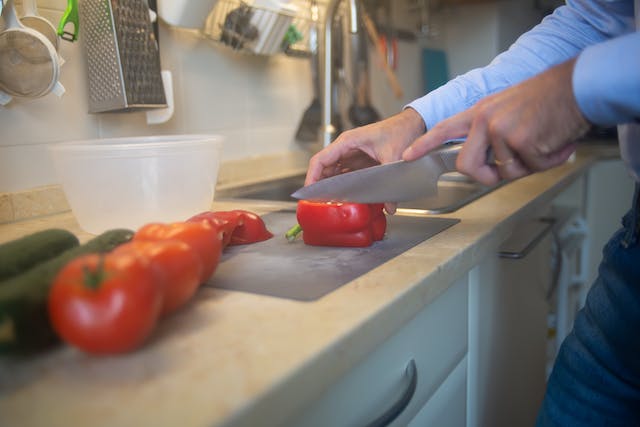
[291, 139, 488, 203]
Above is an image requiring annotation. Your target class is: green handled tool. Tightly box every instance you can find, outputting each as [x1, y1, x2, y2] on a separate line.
[57, 0, 79, 41]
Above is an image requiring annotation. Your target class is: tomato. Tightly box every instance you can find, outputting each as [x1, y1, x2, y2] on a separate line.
[134, 222, 222, 283]
[114, 240, 203, 316]
[48, 252, 162, 354]
[187, 210, 273, 246]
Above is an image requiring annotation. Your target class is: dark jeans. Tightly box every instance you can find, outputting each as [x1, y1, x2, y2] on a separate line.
[537, 183, 640, 426]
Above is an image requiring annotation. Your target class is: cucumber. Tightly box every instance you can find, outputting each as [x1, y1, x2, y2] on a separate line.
[0, 228, 134, 355]
[0, 228, 80, 281]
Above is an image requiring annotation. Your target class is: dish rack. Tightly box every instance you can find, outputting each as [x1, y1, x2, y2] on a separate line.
[202, 0, 322, 57]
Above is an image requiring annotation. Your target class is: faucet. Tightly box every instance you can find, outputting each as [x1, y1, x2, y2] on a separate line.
[320, 0, 360, 147]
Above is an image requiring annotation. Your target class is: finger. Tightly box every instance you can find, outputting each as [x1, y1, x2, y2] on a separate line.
[456, 121, 500, 186]
[305, 135, 362, 185]
[401, 112, 472, 161]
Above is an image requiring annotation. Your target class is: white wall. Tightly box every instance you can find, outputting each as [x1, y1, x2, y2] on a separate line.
[0, 0, 544, 193]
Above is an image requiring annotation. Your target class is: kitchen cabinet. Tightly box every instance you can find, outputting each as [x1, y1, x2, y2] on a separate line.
[467, 217, 553, 427]
[286, 274, 469, 427]
[408, 354, 467, 427]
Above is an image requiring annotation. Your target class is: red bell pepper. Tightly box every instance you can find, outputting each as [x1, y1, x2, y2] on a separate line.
[286, 200, 386, 247]
[187, 210, 273, 247]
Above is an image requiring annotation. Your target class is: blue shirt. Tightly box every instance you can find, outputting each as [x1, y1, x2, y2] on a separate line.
[408, 0, 640, 181]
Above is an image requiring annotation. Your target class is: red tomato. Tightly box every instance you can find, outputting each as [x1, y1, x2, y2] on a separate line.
[114, 240, 203, 316]
[188, 210, 273, 246]
[48, 252, 162, 354]
[134, 222, 222, 283]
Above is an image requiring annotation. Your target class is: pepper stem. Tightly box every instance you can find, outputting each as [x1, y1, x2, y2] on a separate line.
[285, 224, 303, 242]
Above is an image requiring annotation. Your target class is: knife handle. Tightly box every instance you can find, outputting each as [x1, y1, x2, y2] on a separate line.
[437, 140, 496, 172]
[436, 141, 463, 172]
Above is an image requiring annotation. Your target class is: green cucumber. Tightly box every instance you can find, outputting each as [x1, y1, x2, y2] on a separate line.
[0, 228, 134, 355]
[0, 228, 80, 281]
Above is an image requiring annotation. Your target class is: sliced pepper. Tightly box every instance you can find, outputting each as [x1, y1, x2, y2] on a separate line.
[288, 200, 386, 247]
[187, 210, 273, 247]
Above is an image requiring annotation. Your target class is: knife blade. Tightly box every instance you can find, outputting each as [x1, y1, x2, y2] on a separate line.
[291, 140, 471, 203]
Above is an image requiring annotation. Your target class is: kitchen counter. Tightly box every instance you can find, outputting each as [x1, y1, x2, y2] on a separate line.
[0, 144, 622, 427]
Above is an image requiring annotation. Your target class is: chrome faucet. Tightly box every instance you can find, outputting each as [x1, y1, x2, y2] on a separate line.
[320, 0, 360, 147]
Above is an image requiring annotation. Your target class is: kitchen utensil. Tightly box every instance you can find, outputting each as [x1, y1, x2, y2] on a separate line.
[49, 135, 223, 235]
[249, 0, 297, 55]
[0, 0, 61, 98]
[157, 0, 219, 29]
[20, 0, 59, 50]
[57, 0, 79, 41]
[362, 10, 403, 99]
[294, 0, 321, 142]
[291, 140, 475, 203]
[345, 2, 380, 128]
[206, 210, 459, 301]
[80, 0, 166, 113]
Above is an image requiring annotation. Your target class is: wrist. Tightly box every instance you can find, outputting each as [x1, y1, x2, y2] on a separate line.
[398, 107, 427, 140]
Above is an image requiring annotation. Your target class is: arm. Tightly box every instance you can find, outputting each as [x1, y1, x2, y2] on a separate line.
[573, 31, 640, 125]
[408, 0, 636, 129]
[400, 0, 637, 186]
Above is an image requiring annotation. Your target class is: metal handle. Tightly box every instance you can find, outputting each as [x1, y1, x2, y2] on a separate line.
[436, 140, 464, 172]
[363, 359, 418, 427]
[499, 218, 555, 259]
[436, 139, 498, 173]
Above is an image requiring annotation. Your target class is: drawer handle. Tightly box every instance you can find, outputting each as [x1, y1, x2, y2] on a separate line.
[363, 359, 418, 427]
[498, 218, 555, 259]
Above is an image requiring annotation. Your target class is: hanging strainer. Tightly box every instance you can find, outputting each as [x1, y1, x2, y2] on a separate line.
[20, 0, 60, 51]
[0, 0, 61, 99]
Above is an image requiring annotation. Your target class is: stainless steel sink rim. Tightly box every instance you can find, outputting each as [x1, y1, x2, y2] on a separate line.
[215, 173, 501, 214]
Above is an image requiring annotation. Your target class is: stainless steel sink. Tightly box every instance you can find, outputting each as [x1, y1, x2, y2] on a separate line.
[216, 173, 499, 214]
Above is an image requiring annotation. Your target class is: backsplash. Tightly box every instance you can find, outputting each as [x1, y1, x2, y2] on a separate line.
[0, 0, 543, 194]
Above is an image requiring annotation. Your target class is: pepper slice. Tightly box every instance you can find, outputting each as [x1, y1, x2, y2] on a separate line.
[187, 210, 273, 247]
[289, 200, 386, 247]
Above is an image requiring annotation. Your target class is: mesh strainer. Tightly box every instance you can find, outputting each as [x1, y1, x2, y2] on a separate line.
[0, 0, 60, 98]
[20, 0, 60, 51]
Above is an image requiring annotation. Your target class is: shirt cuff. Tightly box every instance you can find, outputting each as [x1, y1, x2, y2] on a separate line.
[573, 31, 640, 126]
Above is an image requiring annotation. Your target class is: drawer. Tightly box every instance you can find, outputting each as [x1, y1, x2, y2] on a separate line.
[287, 275, 469, 427]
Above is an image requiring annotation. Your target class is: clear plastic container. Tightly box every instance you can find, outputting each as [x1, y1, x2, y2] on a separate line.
[50, 135, 223, 235]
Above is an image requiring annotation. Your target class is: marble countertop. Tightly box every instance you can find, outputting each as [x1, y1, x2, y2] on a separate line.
[0, 144, 620, 427]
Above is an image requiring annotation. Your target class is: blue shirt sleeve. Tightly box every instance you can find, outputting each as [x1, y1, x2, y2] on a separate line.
[407, 0, 636, 130]
[573, 31, 640, 125]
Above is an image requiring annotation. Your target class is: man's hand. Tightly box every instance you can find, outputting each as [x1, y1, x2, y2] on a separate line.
[402, 58, 592, 186]
[304, 108, 426, 214]
[305, 108, 426, 185]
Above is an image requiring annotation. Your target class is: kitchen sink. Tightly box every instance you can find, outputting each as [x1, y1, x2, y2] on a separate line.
[216, 172, 499, 214]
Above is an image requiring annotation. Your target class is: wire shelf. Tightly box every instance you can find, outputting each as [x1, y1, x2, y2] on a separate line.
[202, 0, 322, 57]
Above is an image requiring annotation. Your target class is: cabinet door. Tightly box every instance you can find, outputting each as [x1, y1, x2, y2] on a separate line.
[467, 220, 552, 427]
[408, 355, 467, 427]
[287, 275, 469, 427]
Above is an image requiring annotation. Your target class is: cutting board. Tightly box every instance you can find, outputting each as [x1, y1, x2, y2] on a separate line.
[205, 211, 459, 301]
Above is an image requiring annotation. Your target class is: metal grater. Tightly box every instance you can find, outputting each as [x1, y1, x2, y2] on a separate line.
[81, 0, 166, 113]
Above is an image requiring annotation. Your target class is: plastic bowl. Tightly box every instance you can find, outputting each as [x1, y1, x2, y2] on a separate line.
[50, 135, 223, 235]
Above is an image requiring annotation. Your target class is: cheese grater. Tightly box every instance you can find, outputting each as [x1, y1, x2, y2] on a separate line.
[81, 0, 166, 113]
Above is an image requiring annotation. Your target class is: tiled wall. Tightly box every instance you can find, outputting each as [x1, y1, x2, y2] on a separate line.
[0, 0, 543, 193]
